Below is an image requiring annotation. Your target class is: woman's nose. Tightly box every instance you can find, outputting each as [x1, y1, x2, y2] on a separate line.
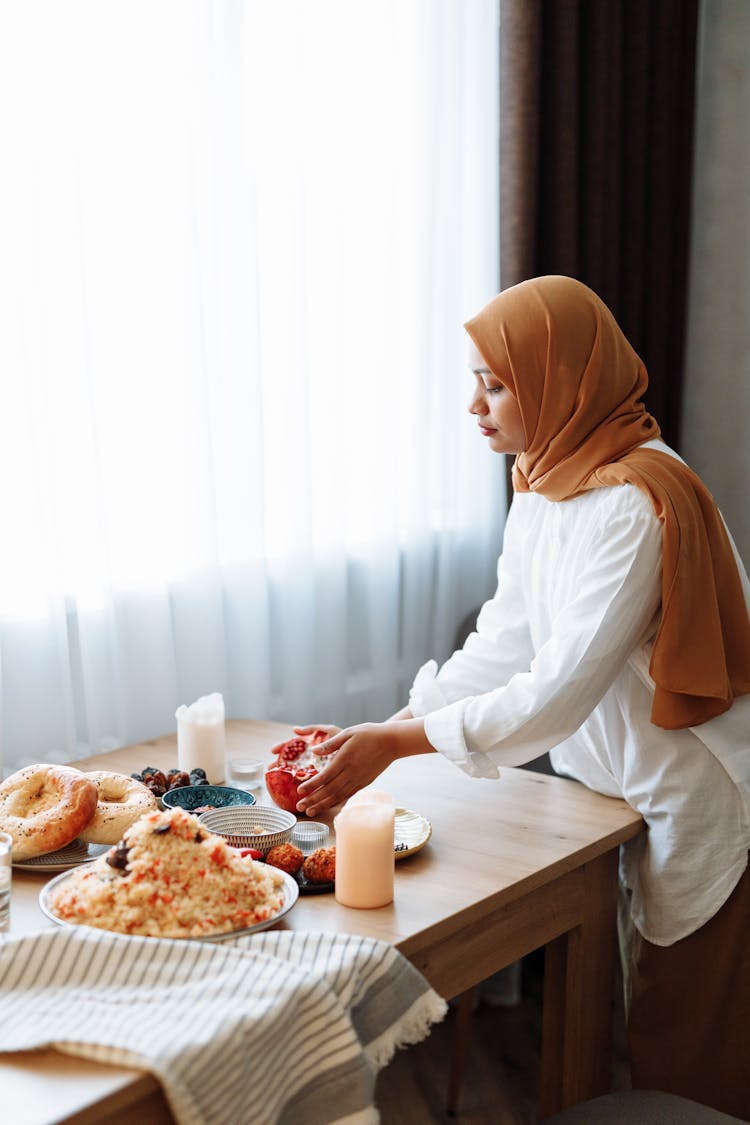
[468, 390, 488, 416]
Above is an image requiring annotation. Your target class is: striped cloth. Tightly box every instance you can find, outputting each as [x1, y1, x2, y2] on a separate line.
[0, 927, 447, 1125]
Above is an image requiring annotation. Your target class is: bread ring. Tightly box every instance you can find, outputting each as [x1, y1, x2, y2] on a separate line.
[79, 770, 158, 845]
[0, 764, 98, 860]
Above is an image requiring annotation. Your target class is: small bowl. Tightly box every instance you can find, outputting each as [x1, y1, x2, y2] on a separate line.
[161, 784, 256, 814]
[227, 757, 264, 786]
[290, 821, 329, 854]
[199, 804, 296, 852]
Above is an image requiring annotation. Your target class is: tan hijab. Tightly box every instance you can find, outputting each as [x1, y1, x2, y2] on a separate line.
[465, 275, 750, 729]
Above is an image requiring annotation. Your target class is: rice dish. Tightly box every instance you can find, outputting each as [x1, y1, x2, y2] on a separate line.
[47, 806, 286, 938]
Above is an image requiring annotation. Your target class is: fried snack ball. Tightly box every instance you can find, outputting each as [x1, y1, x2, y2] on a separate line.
[265, 842, 304, 875]
[302, 846, 336, 884]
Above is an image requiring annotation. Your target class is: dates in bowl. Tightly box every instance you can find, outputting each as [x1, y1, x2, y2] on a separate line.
[130, 766, 210, 801]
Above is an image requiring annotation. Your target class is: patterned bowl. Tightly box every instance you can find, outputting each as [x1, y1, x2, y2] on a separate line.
[161, 784, 256, 814]
[198, 804, 297, 852]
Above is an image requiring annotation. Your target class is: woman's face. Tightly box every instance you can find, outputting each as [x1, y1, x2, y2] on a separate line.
[467, 341, 526, 455]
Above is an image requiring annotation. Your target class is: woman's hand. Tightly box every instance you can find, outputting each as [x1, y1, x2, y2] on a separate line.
[293, 723, 342, 739]
[295, 718, 433, 816]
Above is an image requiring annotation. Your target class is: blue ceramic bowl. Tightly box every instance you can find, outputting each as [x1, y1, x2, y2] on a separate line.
[161, 784, 256, 814]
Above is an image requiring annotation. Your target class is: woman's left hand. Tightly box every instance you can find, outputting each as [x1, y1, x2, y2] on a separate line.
[295, 718, 433, 816]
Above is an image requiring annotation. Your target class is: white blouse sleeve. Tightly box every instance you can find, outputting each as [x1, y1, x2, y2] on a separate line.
[408, 500, 535, 715]
[420, 499, 663, 778]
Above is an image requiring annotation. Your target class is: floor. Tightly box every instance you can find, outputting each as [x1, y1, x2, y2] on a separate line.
[374, 951, 631, 1124]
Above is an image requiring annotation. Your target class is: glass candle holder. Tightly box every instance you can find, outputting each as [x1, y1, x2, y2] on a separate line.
[227, 757, 264, 789]
[291, 821, 329, 854]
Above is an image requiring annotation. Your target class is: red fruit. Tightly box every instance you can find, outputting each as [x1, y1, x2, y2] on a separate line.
[237, 847, 264, 861]
[265, 730, 331, 813]
[265, 763, 317, 813]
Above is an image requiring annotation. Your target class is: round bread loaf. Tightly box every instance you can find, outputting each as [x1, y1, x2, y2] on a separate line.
[79, 770, 158, 844]
[0, 764, 98, 860]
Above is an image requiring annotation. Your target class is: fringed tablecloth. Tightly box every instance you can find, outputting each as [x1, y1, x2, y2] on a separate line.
[0, 927, 447, 1125]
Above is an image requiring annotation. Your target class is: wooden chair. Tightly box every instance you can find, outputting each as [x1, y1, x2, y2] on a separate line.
[544, 1091, 746, 1124]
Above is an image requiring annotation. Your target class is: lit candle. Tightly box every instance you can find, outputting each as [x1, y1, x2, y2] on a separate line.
[175, 692, 226, 783]
[334, 790, 394, 909]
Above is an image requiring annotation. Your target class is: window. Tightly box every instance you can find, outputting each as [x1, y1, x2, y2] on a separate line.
[0, 1, 502, 771]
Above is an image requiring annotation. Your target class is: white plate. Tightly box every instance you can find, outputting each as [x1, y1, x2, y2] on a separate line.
[38, 867, 299, 942]
[394, 808, 432, 860]
[13, 840, 111, 872]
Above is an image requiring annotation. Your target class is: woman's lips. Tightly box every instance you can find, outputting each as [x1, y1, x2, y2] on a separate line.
[478, 424, 496, 437]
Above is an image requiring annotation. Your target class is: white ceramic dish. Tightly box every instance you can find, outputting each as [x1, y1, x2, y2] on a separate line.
[13, 840, 111, 873]
[394, 808, 432, 860]
[38, 866, 299, 941]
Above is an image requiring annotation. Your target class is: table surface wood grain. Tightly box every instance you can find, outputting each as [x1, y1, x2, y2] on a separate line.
[2, 719, 644, 1124]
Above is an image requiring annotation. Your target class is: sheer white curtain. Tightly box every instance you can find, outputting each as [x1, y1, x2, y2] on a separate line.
[0, 0, 502, 775]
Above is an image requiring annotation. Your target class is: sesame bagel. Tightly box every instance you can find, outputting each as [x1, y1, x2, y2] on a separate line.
[79, 770, 158, 845]
[0, 764, 98, 860]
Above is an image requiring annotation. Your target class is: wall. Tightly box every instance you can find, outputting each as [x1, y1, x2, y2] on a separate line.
[682, 0, 750, 564]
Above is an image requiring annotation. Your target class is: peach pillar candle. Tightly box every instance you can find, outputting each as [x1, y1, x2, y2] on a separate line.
[334, 790, 395, 909]
[346, 788, 393, 807]
[175, 692, 226, 783]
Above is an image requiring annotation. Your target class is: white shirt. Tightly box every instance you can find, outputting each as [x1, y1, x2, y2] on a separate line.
[409, 440, 750, 945]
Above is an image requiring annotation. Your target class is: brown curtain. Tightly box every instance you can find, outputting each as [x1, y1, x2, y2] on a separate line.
[500, 0, 699, 450]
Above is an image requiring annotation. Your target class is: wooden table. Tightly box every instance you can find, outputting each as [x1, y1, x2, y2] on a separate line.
[3, 720, 644, 1124]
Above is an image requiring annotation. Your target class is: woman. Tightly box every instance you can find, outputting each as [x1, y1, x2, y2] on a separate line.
[296, 275, 750, 1117]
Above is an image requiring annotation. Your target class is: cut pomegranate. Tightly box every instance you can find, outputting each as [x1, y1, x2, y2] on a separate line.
[265, 730, 331, 813]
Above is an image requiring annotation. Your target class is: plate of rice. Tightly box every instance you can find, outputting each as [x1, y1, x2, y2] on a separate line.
[39, 806, 298, 941]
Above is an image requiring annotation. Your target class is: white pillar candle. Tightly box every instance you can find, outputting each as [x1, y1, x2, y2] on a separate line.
[334, 790, 394, 909]
[175, 692, 226, 783]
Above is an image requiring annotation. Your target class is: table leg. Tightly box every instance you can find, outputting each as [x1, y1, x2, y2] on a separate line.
[445, 986, 476, 1115]
[538, 849, 620, 1119]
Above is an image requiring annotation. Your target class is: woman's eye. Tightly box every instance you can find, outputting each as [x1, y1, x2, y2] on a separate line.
[486, 384, 503, 395]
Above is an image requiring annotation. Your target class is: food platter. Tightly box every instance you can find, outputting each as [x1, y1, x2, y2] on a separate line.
[38, 867, 300, 941]
[394, 808, 432, 860]
[13, 840, 111, 873]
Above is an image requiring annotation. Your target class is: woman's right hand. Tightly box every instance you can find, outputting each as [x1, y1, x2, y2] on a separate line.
[295, 717, 433, 816]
